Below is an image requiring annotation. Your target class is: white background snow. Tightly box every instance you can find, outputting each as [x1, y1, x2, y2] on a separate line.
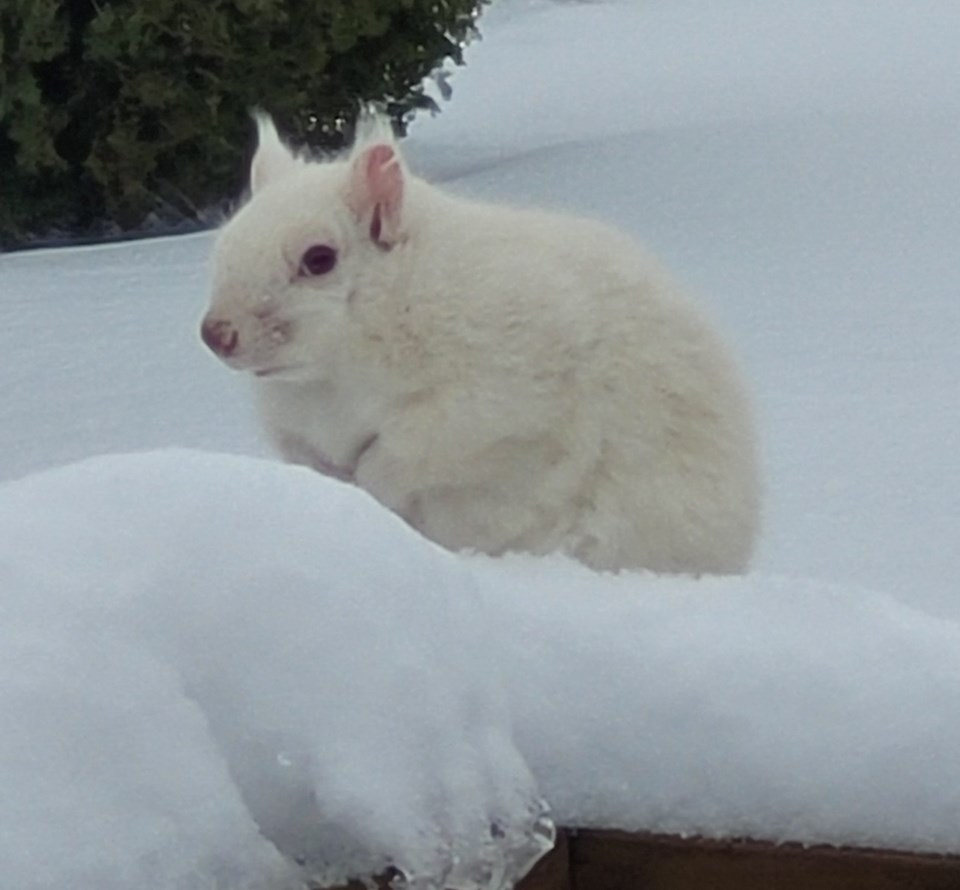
[1, 1, 959, 888]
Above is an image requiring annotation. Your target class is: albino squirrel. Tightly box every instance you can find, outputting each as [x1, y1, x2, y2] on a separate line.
[202, 113, 760, 574]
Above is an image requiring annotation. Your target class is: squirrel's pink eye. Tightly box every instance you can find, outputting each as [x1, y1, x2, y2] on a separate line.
[299, 244, 337, 276]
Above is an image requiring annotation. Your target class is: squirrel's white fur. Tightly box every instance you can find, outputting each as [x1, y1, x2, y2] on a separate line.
[203, 113, 760, 574]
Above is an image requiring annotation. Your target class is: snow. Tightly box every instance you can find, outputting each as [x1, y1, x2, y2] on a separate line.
[1, 451, 552, 890]
[476, 556, 960, 852]
[4, 450, 960, 890]
[2, 0, 960, 886]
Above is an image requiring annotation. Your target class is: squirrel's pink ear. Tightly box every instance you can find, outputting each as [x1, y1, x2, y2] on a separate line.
[250, 112, 300, 193]
[345, 124, 406, 248]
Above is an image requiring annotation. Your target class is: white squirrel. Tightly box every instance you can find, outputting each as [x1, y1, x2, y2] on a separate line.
[202, 112, 760, 574]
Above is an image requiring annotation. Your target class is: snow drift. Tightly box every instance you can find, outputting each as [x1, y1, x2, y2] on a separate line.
[3, 450, 960, 890]
[0, 451, 552, 890]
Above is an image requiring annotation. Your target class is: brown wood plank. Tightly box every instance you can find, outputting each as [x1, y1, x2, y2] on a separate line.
[570, 830, 960, 890]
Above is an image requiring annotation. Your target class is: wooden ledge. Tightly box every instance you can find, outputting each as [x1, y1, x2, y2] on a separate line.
[519, 829, 960, 890]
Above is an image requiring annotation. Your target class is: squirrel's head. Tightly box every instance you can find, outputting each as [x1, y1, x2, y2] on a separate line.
[201, 111, 410, 381]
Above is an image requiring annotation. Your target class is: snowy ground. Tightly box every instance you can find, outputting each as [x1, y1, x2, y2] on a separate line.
[2, 1, 960, 888]
[405, 0, 960, 614]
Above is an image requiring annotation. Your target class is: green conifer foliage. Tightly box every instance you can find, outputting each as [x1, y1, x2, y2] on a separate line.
[0, 0, 486, 247]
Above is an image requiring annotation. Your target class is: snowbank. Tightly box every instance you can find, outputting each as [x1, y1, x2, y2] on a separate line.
[4, 450, 960, 890]
[0, 451, 552, 890]
[477, 557, 960, 852]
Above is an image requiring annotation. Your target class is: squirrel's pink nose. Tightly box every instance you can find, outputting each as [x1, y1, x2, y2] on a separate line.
[200, 317, 239, 358]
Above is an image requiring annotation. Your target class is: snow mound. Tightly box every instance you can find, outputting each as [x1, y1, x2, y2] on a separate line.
[4, 449, 960, 890]
[0, 450, 553, 890]
[476, 557, 960, 854]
